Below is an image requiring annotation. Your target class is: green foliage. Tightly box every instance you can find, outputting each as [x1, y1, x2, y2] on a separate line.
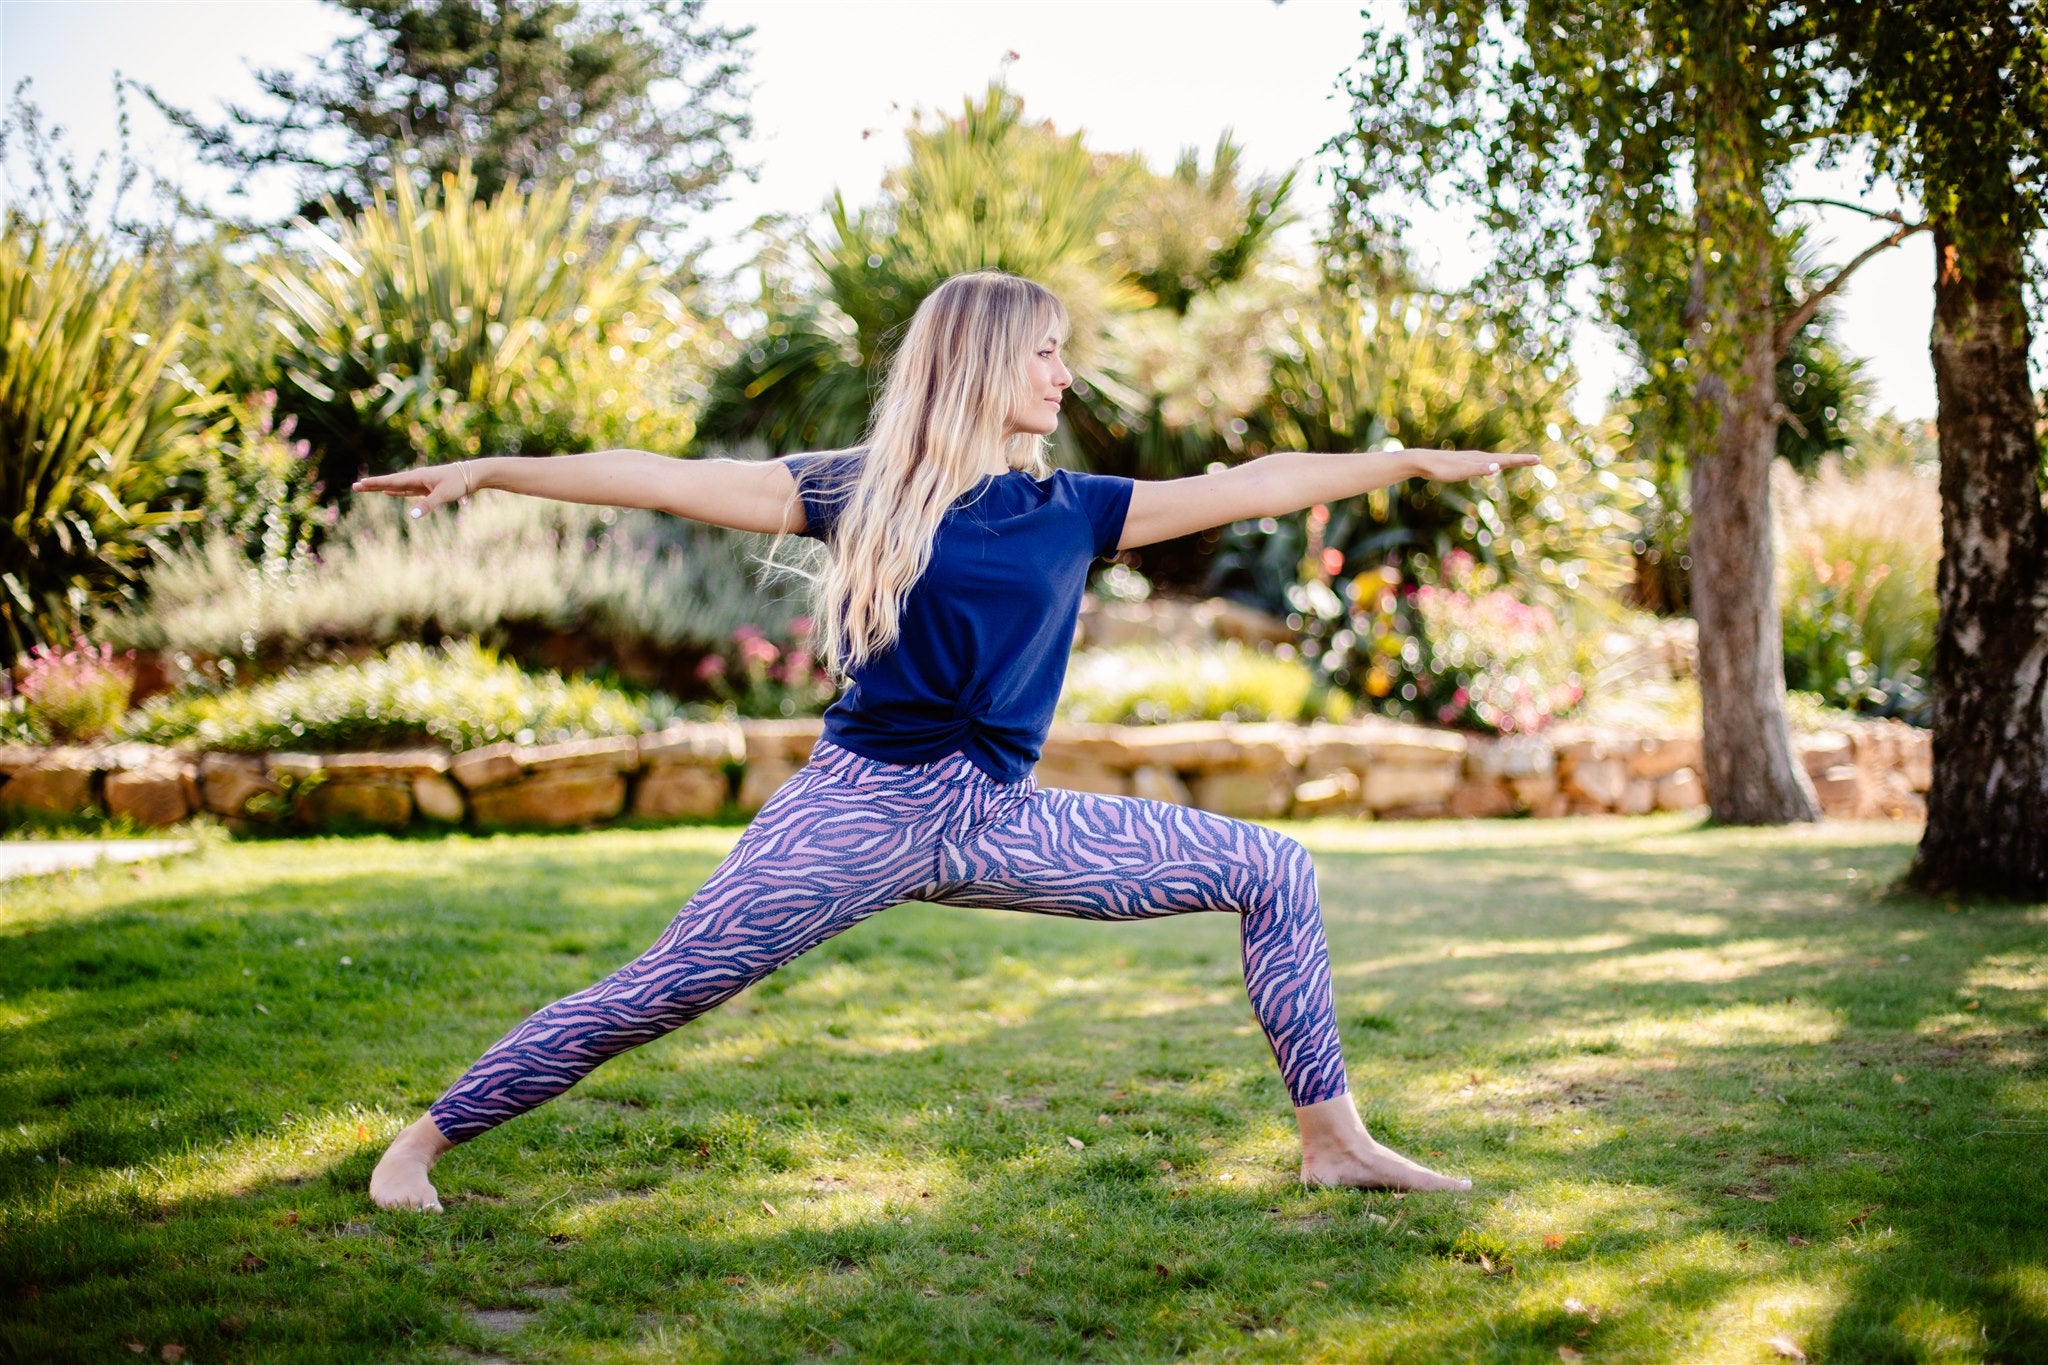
[0, 216, 226, 660]
[254, 161, 710, 497]
[700, 84, 1147, 453]
[98, 485, 802, 670]
[8, 637, 138, 743]
[161, 389, 332, 578]
[1206, 293, 1649, 614]
[1055, 641, 1350, 725]
[1775, 460, 1938, 725]
[138, 0, 754, 247]
[113, 637, 698, 753]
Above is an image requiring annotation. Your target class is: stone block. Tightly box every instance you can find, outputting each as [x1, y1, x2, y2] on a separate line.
[1379, 802, 1451, 821]
[1796, 730, 1854, 779]
[105, 766, 193, 828]
[632, 764, 729, 819]
[1615, 777, 1657, 816]
[1463, 734, 1557, 781]
[1290, 770, 1362, 818]
[736, 758, 800, 812]
[741, 719, 825, 765]
[0, 761, 95, 817]
[470, 771, 627, 829]
[1562, 756, 1629, 807]
[638, 722, 746, 765]
[1508, 773, 1560, 808]
[199, 752, 279, 817]
[449, 743, 524, 790]
[301, 778, 413, 829]
[1188, 767, 1293, 818]
[1812, 764, 1864, 818]
[412, 773, 468, 823]
[523, 735, 639, 778]
[1362, 762, 1460, 812]
[1447, 779, 1517, 819]
[1653, 768, 1705, 811]
[1625, 734, 1703, 780]
[1899, 732, 1933, 791]
[1130, 764, 1191, 806]
[322, 747, 450, 778]
[1032, 756, 1132, 796]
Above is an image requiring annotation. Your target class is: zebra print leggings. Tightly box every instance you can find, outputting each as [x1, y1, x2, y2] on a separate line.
[426, 738, 1350, 1143]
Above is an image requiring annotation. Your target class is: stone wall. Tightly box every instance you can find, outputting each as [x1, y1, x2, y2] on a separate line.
[0, 715, 1930, 835]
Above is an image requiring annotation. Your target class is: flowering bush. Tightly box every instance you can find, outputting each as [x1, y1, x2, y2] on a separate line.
[1058, 641, 1351, 725]
[695, 619, 839, 718]
[10, 637, 138, 742]
[1293, 543, 1583, 734]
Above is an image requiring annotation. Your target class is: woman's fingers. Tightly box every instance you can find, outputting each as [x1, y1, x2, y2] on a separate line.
[350, 466, 460, 517]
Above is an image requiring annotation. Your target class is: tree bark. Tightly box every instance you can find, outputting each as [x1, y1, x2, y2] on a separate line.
[1685, 17, 1821, 825]
[1907, 212, 2048, 897]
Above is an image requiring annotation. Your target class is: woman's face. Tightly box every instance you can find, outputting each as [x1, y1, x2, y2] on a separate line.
[1004, 327, 1072, 438]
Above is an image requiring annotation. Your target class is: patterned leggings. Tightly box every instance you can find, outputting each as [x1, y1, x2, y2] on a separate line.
[427, 739, 1350, 1143]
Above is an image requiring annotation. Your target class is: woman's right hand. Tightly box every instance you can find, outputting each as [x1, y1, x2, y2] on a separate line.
[351, 461, 475, 519]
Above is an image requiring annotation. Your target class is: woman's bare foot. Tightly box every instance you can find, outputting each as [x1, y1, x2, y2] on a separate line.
[369, 1113, 455, 1211]
[1294, 1092, 1472, 1192]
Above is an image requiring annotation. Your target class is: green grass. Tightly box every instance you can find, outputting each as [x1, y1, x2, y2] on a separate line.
[2, 814, 2044, 1363]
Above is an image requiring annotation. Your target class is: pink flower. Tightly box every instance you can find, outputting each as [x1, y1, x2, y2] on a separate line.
[695, 655, 728, 681]
[739, 636, 779, 666]
[732, 624, 766, 643]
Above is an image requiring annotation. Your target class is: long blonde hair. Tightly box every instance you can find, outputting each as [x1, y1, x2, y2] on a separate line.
[766, 270, 1069, 679]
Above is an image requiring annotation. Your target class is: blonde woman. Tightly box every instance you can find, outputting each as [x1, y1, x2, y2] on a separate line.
[359, 270, 1538, 1212]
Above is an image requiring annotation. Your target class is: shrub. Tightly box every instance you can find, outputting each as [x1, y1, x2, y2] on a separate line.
[1057, 641, 1351, 725]
[0, 216, 226, 658]
[1775, 458, 1938, 724]
[9, 636, 138, 743]
[1301, 549, 1583, 734]
[696, 619, 840, 718]
[99, 486, 805, 670]
[112, 638, 705, 754]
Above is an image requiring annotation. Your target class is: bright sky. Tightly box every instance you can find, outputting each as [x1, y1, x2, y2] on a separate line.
[1, 0, 1938, 421]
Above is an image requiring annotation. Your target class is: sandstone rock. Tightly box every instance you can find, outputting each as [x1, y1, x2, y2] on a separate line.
[1290, 770, 1362, 817]
[449, 742, 524, 791]
[470, 771, 626, 829]
[1130, 764, 1191, 805]
[1362, 762, 1460, 812]
[265, 751, 325, 781]
[412, 773, 467, 823]
[638, 722, 746, 765]
[1625, 734, 1703, 780]
[523, 735, 639, 778]
[1615, 777, 1657, 816]
[1447, 779, 1516, 819]
[1528, 791, 1572, 818]
[1508, 773, 1560, 808]
[633, 764, 730, 819]
[1032, 756, 1132, 796]
[1654, 768, 1705, 811]
[105, 765, 193, 827]
[741, 719, 825, 766]
[199, 752, 280, 817]
[1044, 722, 1239, 770]
[736, 759, 801, 812]
[1562, 756, 1629, 807]
[1463, 734, 1557, 781]
[301, 778, 412, 829]
[1811, 764, 1864, 818]
[1379, 802, 1452, 821]
[1796, 730, 1854, 779]
[1189, 766, 1293, 818]
[321, 747, 450, 778]
[0, 761, 95, 816]
[1899, 731, 1933, 791]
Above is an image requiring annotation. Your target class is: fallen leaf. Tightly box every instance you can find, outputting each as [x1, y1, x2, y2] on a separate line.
[921, 1288, 939, 1298]
[1157, 1160, 1173, 1172]
[1309, 1280, 1328, 1290]
[1543, 1234, 1566, 1250]
[254, 1003, 270, 1015]
[1787, 1234, 1812, 1247]
[1097, 1113, 1111, 1126]
[1559, 1349, 1584, 1362]
[1067, 1137, 1085, 1150]
[1847, 1205, 1882, 1227]
[277, 1211, 300, 1227]
[160, 1347, 186, 1362]
[1563, 1297, 1590, 1316]
[236, 1252, 265, 1273]
[218, 1315, 247, 1338]
[760, 1200, 778, 1217]
[124, 1344, 145, 1356]
[355, 1125, 369, 1140]
[723, 1275, 748, 1286]
[1768, 1335, 1807, 1360]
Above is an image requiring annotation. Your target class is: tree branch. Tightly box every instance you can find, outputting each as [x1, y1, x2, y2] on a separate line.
[1773, 220, 1933, 355]
[1779, 195, 1922, 225]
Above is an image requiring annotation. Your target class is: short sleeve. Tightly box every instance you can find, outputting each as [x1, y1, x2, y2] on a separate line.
[782, 449, 866, 541]
[1059, 469, 1136, 560]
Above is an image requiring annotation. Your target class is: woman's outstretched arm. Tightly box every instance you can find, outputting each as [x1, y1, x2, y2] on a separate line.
[1115, 448, 1542, 553]
[350, 449, 808, 534]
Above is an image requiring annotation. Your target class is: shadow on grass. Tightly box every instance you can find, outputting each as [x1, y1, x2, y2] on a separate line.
[3, 816, 2046, 1361]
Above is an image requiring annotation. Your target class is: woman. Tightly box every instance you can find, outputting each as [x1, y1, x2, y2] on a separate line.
[358, 270, 1538, 1212]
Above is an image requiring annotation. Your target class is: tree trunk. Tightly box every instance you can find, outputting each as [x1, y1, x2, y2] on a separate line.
[1907, 212, 2048, 897]
[1685, 17, 1821, 825]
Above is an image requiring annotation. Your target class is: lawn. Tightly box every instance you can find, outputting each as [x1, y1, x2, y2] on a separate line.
[2, 813, 2044, 1363]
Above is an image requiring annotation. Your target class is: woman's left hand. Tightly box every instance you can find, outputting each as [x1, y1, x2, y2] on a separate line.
[1405, 449, 1543, 482]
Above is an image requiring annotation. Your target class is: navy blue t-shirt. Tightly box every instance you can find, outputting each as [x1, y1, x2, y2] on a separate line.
[783, 449, 1135, 783]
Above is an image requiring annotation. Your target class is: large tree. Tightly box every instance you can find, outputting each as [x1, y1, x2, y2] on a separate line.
[1330, 1, 1927, 823]
[1830, 0, 2048, 897]
[140, 0, 752, 258]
